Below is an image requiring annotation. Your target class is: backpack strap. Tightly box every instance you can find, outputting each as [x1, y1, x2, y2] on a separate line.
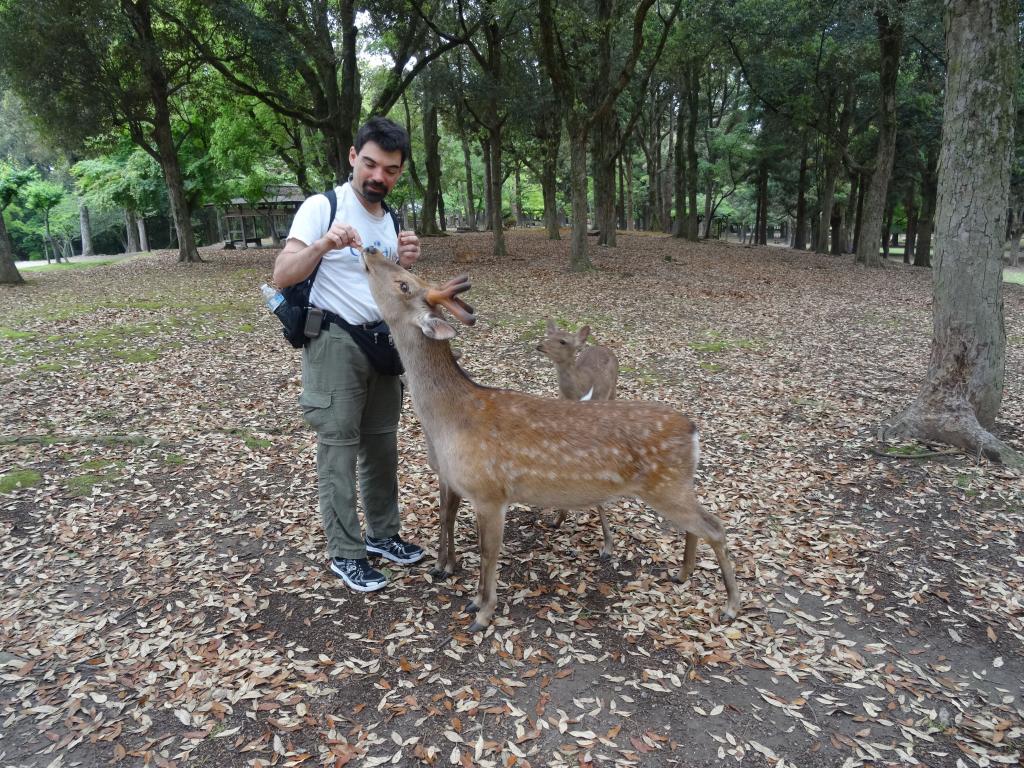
[304, 187, 337, 290]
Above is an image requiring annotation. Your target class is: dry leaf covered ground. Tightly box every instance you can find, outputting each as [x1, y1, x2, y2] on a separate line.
[1, 230, 1022, 768]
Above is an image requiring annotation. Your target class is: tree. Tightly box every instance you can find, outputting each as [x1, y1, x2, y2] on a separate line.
[0, 0, 203, 262]
[855, 5, 904, 267]
[0, 165, 38, 284]
[880, 0, 1021, 466]
[24, 180, 67, 263]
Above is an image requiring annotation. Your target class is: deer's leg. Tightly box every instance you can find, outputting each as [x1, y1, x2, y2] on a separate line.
[645, 488, 740, 621]
[680, 533, 697, 581]
[467, 502, 506, 632]
[553, 509, 567, 528]
[596, 505, 613, 559]
[432, 480, 461, 578]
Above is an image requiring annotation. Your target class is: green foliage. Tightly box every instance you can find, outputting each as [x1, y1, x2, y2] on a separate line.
[23, 181, 64, 217]
[0, 165, 39, 211]
[72, 150, 162, 215]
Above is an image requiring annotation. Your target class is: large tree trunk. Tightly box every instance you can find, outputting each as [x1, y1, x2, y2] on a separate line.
[672, 93, 687, 238]
[419, 94, 442, 236]
[568, 121, 592, 271]
[686, 60, 700, 240]
[122, 0, 200, 263]
[756, 161, 769, 245]
[880, 0, 1020, 466]
[0, 210, 24, 284]
[79, 203, 95, 257]
[487, 125, 506, 257]
[857, 11, 903, 267]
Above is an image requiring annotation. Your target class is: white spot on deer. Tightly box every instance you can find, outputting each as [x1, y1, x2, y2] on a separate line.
[692, 431, 700, 468]
[580, 387, 594, 401]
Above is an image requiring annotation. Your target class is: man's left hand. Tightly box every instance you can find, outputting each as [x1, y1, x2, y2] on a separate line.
[397, 230, 421, 268]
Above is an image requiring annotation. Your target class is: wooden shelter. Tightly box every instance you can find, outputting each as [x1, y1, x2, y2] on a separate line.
[212, 185, 307, 248]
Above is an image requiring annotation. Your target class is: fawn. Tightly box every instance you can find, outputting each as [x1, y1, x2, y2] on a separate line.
[537, 319, 620, 557]
[361, 247, 740, 631]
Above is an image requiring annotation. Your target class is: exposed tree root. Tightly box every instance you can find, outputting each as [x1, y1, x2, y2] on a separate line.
[880, 401, 1024, 468]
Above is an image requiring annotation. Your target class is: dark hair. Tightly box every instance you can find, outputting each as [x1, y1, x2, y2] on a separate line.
[355, 117, 410, 164]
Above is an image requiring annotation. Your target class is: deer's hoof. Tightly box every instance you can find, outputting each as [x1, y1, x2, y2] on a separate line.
[467, 620, 487, 633]
[465, 600, 479, 614]
[429, 566, 450, 579]
[599, 550, 612, 561]
[721, 603, 739, 622]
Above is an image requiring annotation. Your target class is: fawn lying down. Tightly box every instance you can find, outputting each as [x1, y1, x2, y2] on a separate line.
[361, 247, 740, 630]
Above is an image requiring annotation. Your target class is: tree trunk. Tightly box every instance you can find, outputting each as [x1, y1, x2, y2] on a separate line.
[125, 210, 140, 253]
[121, 0, 200, 263]
[701, 176, 714, 238]
[794, 136, 810, 250]
[830, 207, 843, 255]
[568, 122, 592, 271]
[541, 135, 560, 239]
[856, 12, 903, 267]
[0, 210, 24, 285]
[843, 172, 859, 252]
[513, 162, 524, 226]
[686, 60, 700, 240]
[481, 139, 492, 231]
[915, 145, 938, 267]
[880, 0, 1021, 466]
[420, 95, 442, 236]
[816, 84, 854, 254]
[757, 161, 769, 245]
[904, 181, 918, 264]
[137, 217, 149, 252]
[79, 203, 95, 257]
[881, 203, 894, 258]
[624, 152, 635, 232]
[487, 125, 506, 257]
[461, 134, 477, 230]
[672, 94, 687, 238]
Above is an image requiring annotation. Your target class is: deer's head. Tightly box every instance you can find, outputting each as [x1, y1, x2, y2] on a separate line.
[536, 319, 590, 365]
[362, 246, 476, 340]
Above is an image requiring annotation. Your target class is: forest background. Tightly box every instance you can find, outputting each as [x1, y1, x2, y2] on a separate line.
[0, 0, 1021, 275]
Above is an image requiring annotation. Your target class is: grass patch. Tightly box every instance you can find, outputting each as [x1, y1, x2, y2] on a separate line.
[21, 259, 121, 273]
[0, 469, 43, 493]
[165, 453, 186, 466]
[689, 331, 758, 354]
[114, 349, 162, 363]
[33, 363, 65, 373]
[699, 361, 723, 373]
[65, 460, 123, 496]
[0, 327, 34, 340]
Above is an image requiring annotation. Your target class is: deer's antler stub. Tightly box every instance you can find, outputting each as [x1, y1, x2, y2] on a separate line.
[426, 276, 476, 325]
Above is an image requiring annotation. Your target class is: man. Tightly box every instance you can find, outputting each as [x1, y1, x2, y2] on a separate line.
[273, 117, 424, 592]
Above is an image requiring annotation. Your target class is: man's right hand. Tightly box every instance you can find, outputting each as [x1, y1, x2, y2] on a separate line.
[322, 221, 363, 251]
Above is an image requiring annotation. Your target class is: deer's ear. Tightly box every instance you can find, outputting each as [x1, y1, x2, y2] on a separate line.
[577, 325, 591, 344]
[420, 315, 456, 340]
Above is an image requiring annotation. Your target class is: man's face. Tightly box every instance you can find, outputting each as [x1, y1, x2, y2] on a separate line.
[349, 141, 404, 204]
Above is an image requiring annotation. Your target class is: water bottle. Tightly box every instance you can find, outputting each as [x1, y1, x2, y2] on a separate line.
[260, 283, 284, 312]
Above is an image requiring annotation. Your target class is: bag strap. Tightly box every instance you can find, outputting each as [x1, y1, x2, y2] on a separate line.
[304, 188, 337, 290]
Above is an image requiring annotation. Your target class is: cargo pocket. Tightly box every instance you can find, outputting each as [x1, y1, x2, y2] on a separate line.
[299, 390, 334, 435]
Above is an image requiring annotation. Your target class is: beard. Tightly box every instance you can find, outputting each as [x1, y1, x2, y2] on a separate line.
[360, 181, 387, 203]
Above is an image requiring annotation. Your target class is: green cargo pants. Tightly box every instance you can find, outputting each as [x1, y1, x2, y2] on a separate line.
[299, 324, 402, 560]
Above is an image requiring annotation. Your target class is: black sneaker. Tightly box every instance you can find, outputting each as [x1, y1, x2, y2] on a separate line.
[364, 534, 425, 565]
[329, 557, 387, 592]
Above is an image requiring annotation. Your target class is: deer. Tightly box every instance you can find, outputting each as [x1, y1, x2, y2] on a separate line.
[360, 246, 740, 631]
[537, 319, 620, 557]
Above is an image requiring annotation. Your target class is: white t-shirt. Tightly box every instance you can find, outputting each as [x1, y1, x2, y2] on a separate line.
[286, 183, 399, 324]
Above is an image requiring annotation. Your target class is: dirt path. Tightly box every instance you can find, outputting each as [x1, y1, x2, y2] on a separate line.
[1, 232, 1021, 767]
